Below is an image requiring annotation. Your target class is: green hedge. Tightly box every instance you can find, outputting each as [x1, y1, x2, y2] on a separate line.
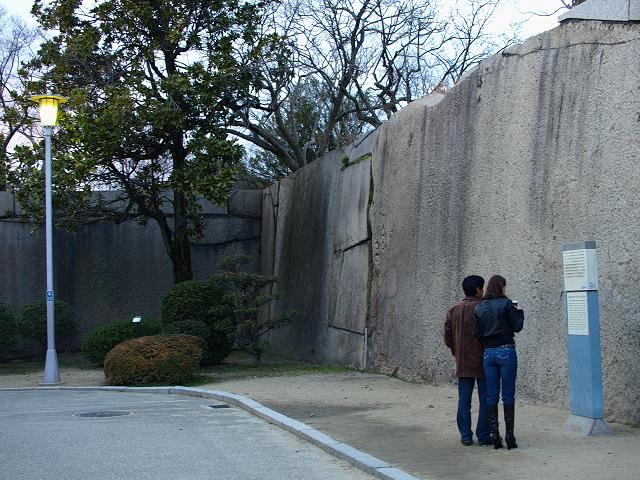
[81, 318, 162, 365]
[103, 334, 205, 385]
[0, 302, 16, 357]
[16, 300, 74, 347]
[161, 280, 235, 365]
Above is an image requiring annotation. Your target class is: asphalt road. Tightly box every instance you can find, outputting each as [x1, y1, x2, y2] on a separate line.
[0, 390, 375, 480]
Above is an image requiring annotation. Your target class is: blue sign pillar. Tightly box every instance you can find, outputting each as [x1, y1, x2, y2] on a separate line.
[562, 241, 612, 435]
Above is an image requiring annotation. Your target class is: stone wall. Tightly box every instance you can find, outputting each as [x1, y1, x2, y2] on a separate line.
[261, 21, 640, 424]
[0, 189, 262, 354]
[261, 133, 375, 369]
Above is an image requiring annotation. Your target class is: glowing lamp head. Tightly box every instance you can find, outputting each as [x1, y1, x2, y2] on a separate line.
[30, 94, 67, 127]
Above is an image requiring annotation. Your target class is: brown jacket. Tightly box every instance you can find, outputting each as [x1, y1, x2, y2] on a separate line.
[444, 296, 484, 378]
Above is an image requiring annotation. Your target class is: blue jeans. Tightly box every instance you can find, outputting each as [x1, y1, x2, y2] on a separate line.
[457, 377, 489, 443]
[483, 347, 518, 406]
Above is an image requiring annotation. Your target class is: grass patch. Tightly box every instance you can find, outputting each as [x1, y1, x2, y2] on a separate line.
[186, 351, 355, 386]
[0, 353, 99, 375]
[0, 350, 356, 386]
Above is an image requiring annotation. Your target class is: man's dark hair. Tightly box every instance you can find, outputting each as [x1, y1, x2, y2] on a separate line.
[462, 275, 485, 296]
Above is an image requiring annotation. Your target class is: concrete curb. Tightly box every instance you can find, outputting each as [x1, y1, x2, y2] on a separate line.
[0, 386, 423, 480]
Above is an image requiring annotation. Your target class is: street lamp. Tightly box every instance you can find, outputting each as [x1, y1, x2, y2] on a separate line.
[30, 94, 67, 385]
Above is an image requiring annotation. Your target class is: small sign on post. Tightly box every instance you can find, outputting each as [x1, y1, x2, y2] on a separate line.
[132, 316, 142, 323]
[562, 241, 612, 436]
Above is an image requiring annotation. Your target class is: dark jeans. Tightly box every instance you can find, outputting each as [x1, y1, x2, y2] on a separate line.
[457, 377, 489, 443]
[483, 347, 518, 406]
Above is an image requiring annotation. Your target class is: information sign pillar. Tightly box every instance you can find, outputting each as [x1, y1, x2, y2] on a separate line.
[562, 241, 612, 435]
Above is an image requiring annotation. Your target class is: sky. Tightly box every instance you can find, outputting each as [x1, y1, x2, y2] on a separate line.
[1, 0, 566, 39]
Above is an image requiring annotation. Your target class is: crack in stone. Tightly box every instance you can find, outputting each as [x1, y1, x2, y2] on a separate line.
[502, 37, 640, 58]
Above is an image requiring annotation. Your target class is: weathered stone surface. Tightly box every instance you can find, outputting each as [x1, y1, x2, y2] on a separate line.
[228, 189, 262, 219]
[325, 327, 365, 369]
[559, 0, 632, 22]
[260, 183, 279, 277]
[257, 183, 279, 325]
[630, 0, 640, 20]
[0, 192, 15, 217]
[0, 209, 260, 354]
[334, 157, 371, 252]
[369, 21, 640, 423]
[192, 216, 260, 245]
[197, 198, 227, 215]
[266, 151, 341, 362]
[332, 242, 370, 334]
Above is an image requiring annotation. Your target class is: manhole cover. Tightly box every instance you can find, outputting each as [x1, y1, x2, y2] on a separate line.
[75, 411, 131, 418]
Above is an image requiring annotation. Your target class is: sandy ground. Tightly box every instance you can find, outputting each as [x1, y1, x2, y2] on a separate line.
[2, 367, 639, 480]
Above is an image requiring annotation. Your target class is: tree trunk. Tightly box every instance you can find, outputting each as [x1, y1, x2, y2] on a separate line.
[171, 188, 193, 284]
[171, 231, 193, 283]
[151, 193, 194, 284]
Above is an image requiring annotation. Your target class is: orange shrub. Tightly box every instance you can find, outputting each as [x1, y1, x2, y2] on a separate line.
[103, 334, 205, 385]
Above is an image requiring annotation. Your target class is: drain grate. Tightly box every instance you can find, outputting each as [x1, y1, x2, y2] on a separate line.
[75, 411, 131, 418]
[209, 404, 231, 409]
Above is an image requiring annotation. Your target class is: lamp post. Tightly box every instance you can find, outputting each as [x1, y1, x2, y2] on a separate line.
[30, 94, 67, 385]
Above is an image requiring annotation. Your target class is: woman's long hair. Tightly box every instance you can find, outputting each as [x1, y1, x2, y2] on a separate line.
[483, 275, 506, 299]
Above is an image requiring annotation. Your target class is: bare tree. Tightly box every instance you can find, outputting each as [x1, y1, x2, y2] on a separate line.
[0, 8, 39, 190]
[225, 0, 516, 174]
[528, 0, 588, 19]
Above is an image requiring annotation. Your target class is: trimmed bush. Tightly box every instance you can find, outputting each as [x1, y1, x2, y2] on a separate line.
[0, 302, 16, 358]
[16, 300, 74, 347]
[103, 334, 205, 386]
[81, 318, 162, 365]
[161, 280, 235, 365]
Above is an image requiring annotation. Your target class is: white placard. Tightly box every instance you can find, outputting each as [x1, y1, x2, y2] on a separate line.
[563, 249, 598, 291]
[132, 316, 142, 323]
[567, 292, 589, 336]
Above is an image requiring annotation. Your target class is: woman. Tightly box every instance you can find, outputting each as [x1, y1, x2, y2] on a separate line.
[473, 275, 524, 450]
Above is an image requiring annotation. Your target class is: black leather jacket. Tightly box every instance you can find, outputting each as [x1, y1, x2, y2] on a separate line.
[473, 296, 524, 348]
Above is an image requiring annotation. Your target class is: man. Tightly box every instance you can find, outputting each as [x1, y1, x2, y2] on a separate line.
[444, 275, 490, 446]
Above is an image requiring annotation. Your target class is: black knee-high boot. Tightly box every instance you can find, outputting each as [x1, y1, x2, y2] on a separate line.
[504, 404, 517, 449]
[488, 405, 503, 450]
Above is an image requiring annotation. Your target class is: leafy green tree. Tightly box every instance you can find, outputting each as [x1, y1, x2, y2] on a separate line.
[16, 300, 74, 348]
[214, 255, 299, 366]
[81, 317, 161, 365]
[160, 279, 236, 365]
[11, 0, 264, 282]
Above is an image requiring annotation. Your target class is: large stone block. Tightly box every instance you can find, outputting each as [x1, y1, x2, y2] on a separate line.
[0, 192, 15, 217]
[559, 0, 631, 22]
[630, 0, 640, 20]
[369, 21, 640, 422]
[257, 183, 279, 325]
[331, 242, 370, 334]
[266, 152, 341, 360]
[197, 198, 227, 216]
[333, 157, 371, 251]
[193, 216, 260, 245]
[260, 183, 279, 276]
[228, 189, 262, 219]
[325, 327, 365, 369]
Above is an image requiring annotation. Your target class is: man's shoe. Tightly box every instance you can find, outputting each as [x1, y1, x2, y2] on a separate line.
[477, 438, 492, 446]
[461, 439, 473, 446]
